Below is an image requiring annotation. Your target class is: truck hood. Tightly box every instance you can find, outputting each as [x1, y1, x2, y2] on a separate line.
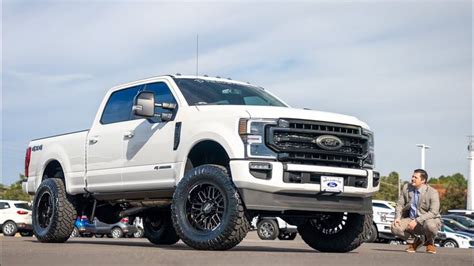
[195, 105, 370, 129]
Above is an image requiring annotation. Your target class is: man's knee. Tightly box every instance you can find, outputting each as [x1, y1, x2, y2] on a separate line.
[423, 220, 439, 234]
[391, 223, 404, 237]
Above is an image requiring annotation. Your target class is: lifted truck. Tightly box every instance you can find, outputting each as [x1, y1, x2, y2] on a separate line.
[23, 75, 379, 252]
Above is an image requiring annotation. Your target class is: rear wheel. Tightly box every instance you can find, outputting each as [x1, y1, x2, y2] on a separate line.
[171, 165, 249, 250]
[2, 221, 18, 236]
[110, 227, 124, 239]
[257, 219, 279, 240]
[32, 178, 76, 242]
[298, 212, 371, 252]
[143, 209, 179, 245]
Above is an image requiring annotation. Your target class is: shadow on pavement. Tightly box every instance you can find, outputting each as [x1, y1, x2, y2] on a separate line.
[371, 248, 406, 253]
[26, 239, 356, 253]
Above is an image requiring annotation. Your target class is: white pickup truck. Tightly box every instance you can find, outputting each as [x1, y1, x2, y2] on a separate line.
[23, 75, 379, 251]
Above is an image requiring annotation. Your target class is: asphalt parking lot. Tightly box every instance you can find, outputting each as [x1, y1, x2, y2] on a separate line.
[1, 232, 472, 266]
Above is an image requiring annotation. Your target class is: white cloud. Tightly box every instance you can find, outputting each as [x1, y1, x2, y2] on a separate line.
[2, 0, 472, 184]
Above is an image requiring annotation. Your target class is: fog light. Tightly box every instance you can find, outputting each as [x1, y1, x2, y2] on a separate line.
[249, 162, 272, 180]
[249, 162, 272, 170]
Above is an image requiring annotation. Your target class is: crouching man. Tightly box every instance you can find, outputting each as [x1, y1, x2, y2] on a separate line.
[391, 169, 441, 254]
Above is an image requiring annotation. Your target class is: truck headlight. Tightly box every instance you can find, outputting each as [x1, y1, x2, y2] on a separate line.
[239, 118, 277, 158]
[362, 129, 375, 169]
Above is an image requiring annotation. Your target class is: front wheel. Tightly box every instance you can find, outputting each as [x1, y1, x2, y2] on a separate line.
[442, 239, 458, 248]
[171, 165, 249, 250]
[366, 223, 378, 243]
[298, 212, 371, 252]
[32, 178, 76, 243]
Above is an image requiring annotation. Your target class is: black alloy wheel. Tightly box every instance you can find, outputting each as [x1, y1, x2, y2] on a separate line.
[171, 164, 249, 250]
[186, 183, 226, 231]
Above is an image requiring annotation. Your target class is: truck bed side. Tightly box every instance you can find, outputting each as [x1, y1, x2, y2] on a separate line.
[25, 130, 89, 195]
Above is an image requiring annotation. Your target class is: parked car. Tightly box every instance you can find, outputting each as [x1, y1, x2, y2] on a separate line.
[447, 209, 474, 220]
[436, 224, 474, 248]
[71, 216, 94, 237]
[88, 217, 138, 238]
[443, 214, 474, 230]
[252, 216, 297, 240]
[0, 200, 33, 237]
[367, 200, 396, 242]
[441, 217, 474, 236]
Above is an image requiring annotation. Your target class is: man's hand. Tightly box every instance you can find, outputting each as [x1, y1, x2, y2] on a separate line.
[393, 218, 401, 226]
[407, 219, 418, 230]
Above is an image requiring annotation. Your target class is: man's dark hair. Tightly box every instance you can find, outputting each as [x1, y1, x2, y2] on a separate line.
[414, 169, 428, 182]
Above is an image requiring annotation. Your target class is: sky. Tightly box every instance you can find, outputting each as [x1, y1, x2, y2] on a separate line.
[1, 0, 472, 185]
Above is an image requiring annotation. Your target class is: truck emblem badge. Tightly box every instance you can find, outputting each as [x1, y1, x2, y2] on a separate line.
[315, 135, 343, 150]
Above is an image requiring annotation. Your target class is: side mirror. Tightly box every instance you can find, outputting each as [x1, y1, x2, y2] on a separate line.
[133, 91, 155, 117]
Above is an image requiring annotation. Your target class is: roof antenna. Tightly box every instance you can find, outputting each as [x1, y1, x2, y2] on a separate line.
[196, 34, 199, 77]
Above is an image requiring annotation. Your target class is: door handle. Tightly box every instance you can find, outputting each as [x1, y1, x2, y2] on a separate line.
[89, 136, 99, 144]
[123, 131, 135, 139]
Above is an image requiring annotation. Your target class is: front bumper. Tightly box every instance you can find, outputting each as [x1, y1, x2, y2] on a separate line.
[230, 160, 378, 214]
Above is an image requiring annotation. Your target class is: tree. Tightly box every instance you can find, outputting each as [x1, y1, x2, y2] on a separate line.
[1, 174, 31, 201]
[373, 171, 400, 201]
[428, 173, 467, 213]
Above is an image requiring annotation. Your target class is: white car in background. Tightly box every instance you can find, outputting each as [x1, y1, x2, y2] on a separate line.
[367, 200, 396, 242]
[251, 216, 298, 240]
[0, 200, 33, 236]
[437, 224, 474, 248]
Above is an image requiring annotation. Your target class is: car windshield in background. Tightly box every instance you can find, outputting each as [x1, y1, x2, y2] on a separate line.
[14, 203, 31, 210]
[174, 78, 287, 107]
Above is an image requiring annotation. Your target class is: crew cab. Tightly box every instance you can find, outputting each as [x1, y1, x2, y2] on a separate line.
[24, 75, 379, 252]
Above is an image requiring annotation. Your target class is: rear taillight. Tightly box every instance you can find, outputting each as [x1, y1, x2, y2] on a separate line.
[25, 147, 32, 177]
[121, 218, 129, 223]
[17, 210, 28, 215]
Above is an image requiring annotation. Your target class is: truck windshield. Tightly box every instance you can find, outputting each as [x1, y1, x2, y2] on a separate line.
[174, 78, 287, 107]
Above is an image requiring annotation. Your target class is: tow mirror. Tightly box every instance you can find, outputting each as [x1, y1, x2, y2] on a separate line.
[133, 91, 155, 117]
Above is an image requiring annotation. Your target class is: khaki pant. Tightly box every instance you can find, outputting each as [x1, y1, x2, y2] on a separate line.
[391, 218, 441, 244]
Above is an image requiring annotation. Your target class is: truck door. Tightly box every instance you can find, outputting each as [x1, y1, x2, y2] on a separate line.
[121, 81, 179, 191]
[86, 85, 143, 192]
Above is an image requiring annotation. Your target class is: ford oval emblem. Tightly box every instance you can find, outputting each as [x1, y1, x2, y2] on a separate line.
[327, 182, 338, 188]
[315, 135, 343, 150]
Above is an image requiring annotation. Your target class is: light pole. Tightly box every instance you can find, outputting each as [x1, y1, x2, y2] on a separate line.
[416, 144, 431, 170]
[468, 136, 473, 210]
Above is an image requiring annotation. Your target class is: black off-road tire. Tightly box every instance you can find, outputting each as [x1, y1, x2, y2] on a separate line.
[171, 164, 249, 250]
[257, 219, 279, 240]
[32, 178, 76, 243]
[366, 223, 378, 243]
[143, 210, 180, 245]
[20, 231, 34, 237]
[298, 213, 372, 252]
[278, 231, 297, 241]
